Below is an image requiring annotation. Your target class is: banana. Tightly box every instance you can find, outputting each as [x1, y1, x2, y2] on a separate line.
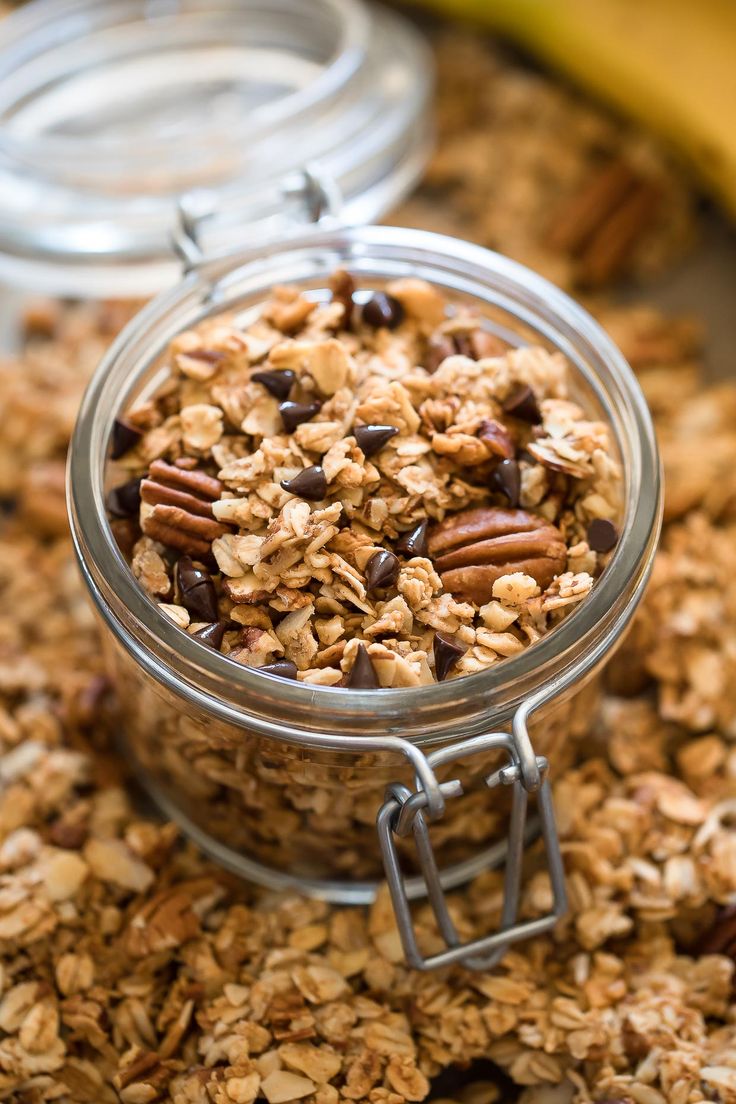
[409, 0, 736, 218]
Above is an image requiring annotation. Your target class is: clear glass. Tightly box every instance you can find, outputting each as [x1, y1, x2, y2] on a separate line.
[68, 225, 662, 900]
[0, 0, 432, 297]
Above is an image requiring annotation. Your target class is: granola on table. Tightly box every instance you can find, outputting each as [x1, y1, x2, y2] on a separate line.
[107, 275, 622, 688]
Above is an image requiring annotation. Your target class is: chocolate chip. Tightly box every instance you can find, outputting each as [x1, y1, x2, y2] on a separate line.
[587, 517, 618, 553]
[251, 369, 296, 400]
[258, 659, 298, 680]
[354, 423, 399, 458]
[434, 632, 467, 682]
[361, 292, 404, 330]
[346, 644, 379, 688]
[192, 621, 227, 650]
[106, 477, 142, 518]
[281, 466, 327, 501]
[502, 384, 541, 424]
[492, 459, 521, 508]
[280, 400, 321, 433]
[110, 418, 143, 459]
[365, 549, 400, 592]
[176, 556, 219, 622]
[425, 334, 456, 374]
[396, 519, 429, 558]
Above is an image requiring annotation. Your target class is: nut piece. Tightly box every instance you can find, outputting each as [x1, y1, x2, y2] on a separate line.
[141, 459, 227, 556]
[428, 506, 566, 605]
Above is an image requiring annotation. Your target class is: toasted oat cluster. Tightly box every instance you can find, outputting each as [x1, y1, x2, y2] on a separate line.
[107, 274, 622, 687]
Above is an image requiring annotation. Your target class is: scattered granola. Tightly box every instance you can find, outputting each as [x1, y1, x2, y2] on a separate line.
[107, 276, 622, 688]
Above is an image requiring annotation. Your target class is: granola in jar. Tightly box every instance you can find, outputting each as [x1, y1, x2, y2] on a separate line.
[106, 272, 623, 689]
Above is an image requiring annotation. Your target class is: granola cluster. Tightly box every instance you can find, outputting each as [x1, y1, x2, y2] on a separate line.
[2, 19, 736, 1104]
[109, 276, 621, 688]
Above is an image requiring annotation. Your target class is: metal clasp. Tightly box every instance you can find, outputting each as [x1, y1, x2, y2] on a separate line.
[377, 719, 567, 971]
[172, 164, 343, 276]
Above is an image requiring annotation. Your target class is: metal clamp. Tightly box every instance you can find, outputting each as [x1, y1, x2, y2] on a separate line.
[377, 723, 567, 971]
[172, 164, 343, 275]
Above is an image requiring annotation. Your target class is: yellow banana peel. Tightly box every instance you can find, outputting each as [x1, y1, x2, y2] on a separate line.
[409, 0, 736, 218]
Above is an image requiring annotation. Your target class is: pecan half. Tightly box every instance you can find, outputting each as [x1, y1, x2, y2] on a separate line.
[428, 506, 566, 604]
[546, 158, 661, 286]
[141, 459, 227, 556]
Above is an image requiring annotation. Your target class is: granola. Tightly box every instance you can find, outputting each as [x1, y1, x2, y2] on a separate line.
[108, 276, 622, 689]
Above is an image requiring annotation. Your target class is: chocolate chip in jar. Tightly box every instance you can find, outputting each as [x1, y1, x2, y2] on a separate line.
[354, 424, 399, 458]
[361, 291, 404, 330]
[280, 466, 327, 501]
[346, 644, 379, 688]
[110, 417, 143, 459]
[434, 631, 467, 681]
[251, 369, 296, 400]
[365, 549, 400, 592]
[503, 384, 542, 424]
[106, 477, 142, 519]
[279, 400, 322, 433]
[491, 459, 521, 508]
[395, 519, 429, 559]
[587, 517, 619, 553]
[176, 557, 219, 623]
[191, 621, 228, 650]
[258, 659, 298, 680]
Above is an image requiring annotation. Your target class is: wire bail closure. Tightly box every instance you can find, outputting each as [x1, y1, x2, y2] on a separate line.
[172, 165, 343, 276]
[377, 713, 568, 972]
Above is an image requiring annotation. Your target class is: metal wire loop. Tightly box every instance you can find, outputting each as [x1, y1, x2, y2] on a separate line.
[377, 719, 567, 971]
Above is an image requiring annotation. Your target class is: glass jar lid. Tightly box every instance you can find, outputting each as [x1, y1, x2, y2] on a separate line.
[0, 0, 432, 297]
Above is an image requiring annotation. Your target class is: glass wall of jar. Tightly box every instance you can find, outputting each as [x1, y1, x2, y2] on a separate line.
[68, 226, 662, 962]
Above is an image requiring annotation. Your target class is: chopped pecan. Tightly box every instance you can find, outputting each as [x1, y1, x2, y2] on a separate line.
[578, 178, 661, 286]
[141, 459, 227, 556]
[428, 506, 566, 604]
[477, 419, 515, 459]
[546, 157, 661, 286]
[546, 159, 640, 255]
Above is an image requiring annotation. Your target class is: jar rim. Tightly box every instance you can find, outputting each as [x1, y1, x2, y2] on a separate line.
[68, 225, 663, 746]
[0, 0, 432, 296]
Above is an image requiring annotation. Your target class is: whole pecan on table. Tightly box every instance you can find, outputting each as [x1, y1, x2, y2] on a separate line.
[428, 506, 567, 605]
[140, 459, 227, 556]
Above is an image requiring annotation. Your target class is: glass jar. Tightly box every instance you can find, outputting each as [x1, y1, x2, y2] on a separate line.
[68, 224, 662, 970]
[0, 0, 430, 300]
